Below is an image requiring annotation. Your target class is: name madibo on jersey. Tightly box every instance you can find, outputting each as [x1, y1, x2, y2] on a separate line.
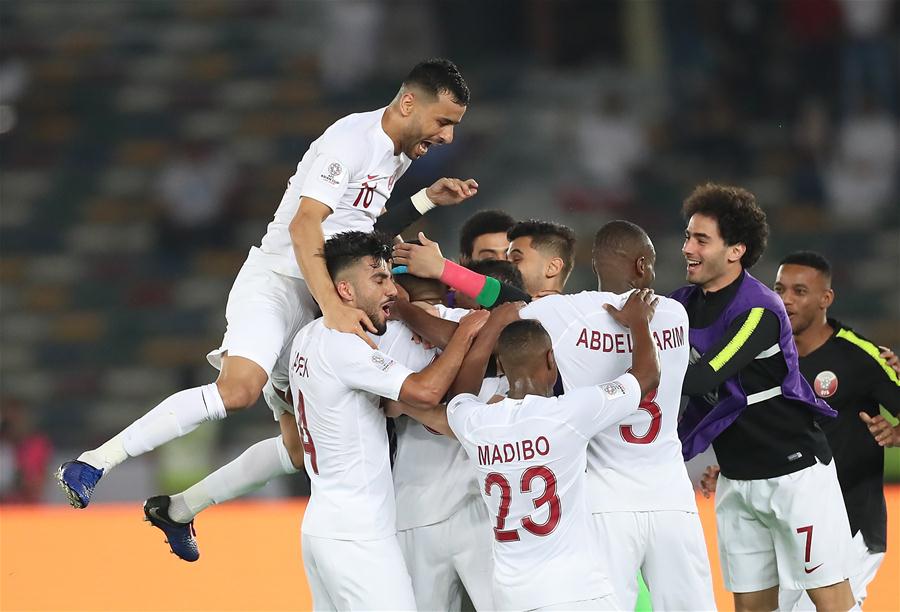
[288, 318, 414, 541]
[447, 373, 642, 611]
[521, 291, 696, 513]
[251, 107, 412, 277]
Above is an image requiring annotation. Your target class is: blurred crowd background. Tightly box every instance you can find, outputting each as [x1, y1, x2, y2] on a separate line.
[1, 0, 898, 503]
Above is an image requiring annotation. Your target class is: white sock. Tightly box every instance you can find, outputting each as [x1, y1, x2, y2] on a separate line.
[168, 435, 299, 523]
[80, 384, 227, 472]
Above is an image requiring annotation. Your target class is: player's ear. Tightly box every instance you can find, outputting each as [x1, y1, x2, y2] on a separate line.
[546, 348, 556, 373]
[545, 257, 564, 279]
[821, 288, 834, 309]
[398, 89, 416, 118]
[727, 243, 746, 265]
[335, 279, 354, 302]
[635, 256, 646, 279]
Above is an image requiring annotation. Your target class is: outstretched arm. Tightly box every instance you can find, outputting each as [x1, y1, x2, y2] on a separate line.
[374, 178, 479, 237]
[449, 302, 524, 398]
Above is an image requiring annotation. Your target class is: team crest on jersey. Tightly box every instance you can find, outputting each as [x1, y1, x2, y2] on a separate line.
[320, 161, 344, 186]
[813, 370, 838, 398]
[371, 352, 395, 371]
[601, 381, 626, 399]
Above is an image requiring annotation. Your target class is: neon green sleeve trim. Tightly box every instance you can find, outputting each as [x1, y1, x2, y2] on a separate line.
[475, 276, 501, 308]
[836, 328, 900, 385]
[709, 307, 765, 372]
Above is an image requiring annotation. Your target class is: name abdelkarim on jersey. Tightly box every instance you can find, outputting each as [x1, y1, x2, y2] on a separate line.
[447, 374, 642, 610]
[288, 318, 414, 541]
[521, 291, 696, 513]
[251, 108, 412, 277]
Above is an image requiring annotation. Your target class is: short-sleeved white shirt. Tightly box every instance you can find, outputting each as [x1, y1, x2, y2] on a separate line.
[378, 315, 507, 530]
[520, 291, 696, 513]
[289, 318, 414, 540]
[447, 373, 642, 611]
[251, 108, 412, 277]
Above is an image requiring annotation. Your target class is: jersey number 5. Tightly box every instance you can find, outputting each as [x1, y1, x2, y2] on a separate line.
[620, 387, 661, 445]
[295, 391, 319, 474]
[485, 466, 561, 542]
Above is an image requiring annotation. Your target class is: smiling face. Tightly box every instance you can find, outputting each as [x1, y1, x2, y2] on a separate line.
[338, 256, 398, 335]
[682, 213, 744, 291]
[400, 90, 466, 159]
[774, 264, 832, 336]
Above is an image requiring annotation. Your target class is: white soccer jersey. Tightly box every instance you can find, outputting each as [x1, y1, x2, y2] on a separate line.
[521, 291, 696, 513]
[289, 318, 414, 540]
[251, 108, 412, 277]
[447, 374, 642, 611]
[379, 315, 507, 530]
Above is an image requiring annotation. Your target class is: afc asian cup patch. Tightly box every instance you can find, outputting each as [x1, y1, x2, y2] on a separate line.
[601, 381, 627, 399]
[371, 352, 395, 372]
[813, 370, 838, 398]
[319, 160, 344, 186]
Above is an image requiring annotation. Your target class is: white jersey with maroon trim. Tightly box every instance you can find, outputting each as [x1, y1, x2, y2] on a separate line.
[289, 318, 414, 541]
[520, 291, 696, 513]
[447, 374, 642, 611]
[380, 315, 508, 530]
[252, 107, 412, 277]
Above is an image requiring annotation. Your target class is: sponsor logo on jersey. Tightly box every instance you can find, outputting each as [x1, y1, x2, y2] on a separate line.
[320, 161, 344, 186]
[813, 370, 838, 398]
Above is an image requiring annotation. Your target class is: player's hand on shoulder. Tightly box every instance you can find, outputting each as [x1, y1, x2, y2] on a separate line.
[699, 464, 720, 498]
[457, 309, 490, 339]
[604, 288, 658, 328]
[859, 412, 900, 447]
[487, 301, 525, 330]
[426, 177, 479, 206]
[392, 232, 445, 280]
[323, 302, 378, 349]
[878, 345, 900, 376]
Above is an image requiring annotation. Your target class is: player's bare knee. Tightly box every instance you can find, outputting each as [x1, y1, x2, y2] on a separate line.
[215, 378, 262, 411]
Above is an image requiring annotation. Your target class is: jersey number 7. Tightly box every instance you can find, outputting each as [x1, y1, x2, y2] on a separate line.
[485, 466, 561, 542]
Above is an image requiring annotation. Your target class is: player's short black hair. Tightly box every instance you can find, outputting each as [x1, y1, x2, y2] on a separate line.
[323, 231, 393, 279]
[404, 59, 470, 106]
[593, 220, 651, 258]
[779, 251, 832, 279]
[508, 220, 577, 281]
[467, 259, 526, 292]
[497, 319, 552, 368]
[458, 210, 516, 260]
[682, 183, 768, 269]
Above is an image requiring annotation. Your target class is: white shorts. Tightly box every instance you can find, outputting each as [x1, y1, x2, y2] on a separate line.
[593, 511, 716, 611]
[301, 533, 416, 611]
[207, 253, 319, 376]
[778, 530, 886, 610]
[716, 459, 852, 593]
[397, 496, 494, 611]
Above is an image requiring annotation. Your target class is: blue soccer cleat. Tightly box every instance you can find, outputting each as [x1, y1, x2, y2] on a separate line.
[143, 496, 199, 562]
[56, 460, 103, 509]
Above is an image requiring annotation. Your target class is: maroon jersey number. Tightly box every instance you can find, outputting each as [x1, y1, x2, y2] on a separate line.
[620, 387, 662, 445]
[295, 391, 319, 474]
[485, 466, 562, 542]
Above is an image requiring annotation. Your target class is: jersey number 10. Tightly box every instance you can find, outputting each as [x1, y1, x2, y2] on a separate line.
[484, 466, 561, 542]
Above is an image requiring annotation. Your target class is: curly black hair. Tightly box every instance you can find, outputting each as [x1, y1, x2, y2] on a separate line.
[458, 210, 516, 261]
[682, 183, 768, 268]
[323, 231, 393, 279]
[508, 219, 577, 281]
[404, 58, 470, 106]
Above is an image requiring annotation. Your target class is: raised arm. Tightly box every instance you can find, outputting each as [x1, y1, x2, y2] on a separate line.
[398, 310, 489, 409]
[289, 197, 377, 347]
[449, 302, 524, 398]
[393, 232, 531, 307]
[603, 289, 661, 397]
[374, 178, 480, 237]
[392, 299, 459, 349]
